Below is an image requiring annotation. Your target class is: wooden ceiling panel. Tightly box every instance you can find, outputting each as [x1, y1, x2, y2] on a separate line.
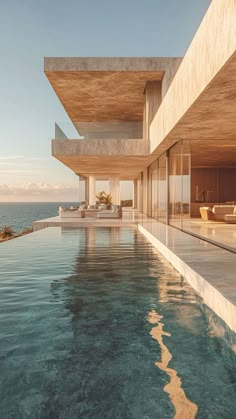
[45, 71, 163, 122]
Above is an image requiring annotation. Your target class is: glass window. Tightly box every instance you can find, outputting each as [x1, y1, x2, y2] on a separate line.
[158, 154, 168, 224]
[151, 160, 158, 218]
[169, 142, 183, 228]
[169, 140, 191, 229]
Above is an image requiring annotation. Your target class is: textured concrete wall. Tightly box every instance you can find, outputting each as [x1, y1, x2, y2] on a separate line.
[161, 58, 182, 99]
[143, 82, 162, 143]
[150, 0, 236, 154]
[52, 139, 149, 156]
[45, 57, 181, 72]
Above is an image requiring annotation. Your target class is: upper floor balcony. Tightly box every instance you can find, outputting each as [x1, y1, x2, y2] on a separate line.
[52, 134, 150, 178]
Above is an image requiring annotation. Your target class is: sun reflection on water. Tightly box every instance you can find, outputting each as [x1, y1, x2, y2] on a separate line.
[148, 309, 198, 419]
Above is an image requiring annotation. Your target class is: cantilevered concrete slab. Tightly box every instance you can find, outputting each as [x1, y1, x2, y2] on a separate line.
[150, 0, 236, 156]
[44, 57, 182, 123]
[52, 138, 151, 178]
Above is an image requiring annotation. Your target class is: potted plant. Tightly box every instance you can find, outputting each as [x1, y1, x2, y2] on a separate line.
[96, 191, 112, 209]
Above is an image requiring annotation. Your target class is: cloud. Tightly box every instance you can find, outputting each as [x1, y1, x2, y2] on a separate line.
[0, 156, 51, 162]
[24, 157, 52, 161]
[0, 156, 52, 171]
[0, 183, 78, 196]
[0, 156, 24, 160]
[0, 170, 36, 174]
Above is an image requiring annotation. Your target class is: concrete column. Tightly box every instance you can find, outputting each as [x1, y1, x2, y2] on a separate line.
[84, 177, 89, 205]
[109, 176, 120, 205]
[143, 82, 162, 142]
[88, 175, 96, 205]
[133, 179, 137, 208]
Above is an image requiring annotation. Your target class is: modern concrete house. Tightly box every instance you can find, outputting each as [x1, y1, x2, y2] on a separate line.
[45, 0, 236, 238]
[46, 56, 182, 208]
[3, 2, 236, 415]
[39, 0, 236, 331]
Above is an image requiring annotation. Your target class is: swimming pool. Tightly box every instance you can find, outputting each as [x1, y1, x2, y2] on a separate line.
[0, 226, 236, 418]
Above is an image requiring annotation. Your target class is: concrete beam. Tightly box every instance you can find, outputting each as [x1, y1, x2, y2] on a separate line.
[52, 138, 151, 178]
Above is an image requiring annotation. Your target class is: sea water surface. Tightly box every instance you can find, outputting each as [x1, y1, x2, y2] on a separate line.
[0, 202, 77, 232]
[0, 226, 236, 418]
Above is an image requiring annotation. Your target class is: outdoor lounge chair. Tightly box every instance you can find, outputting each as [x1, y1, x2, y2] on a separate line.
[97, 205, 122, 219]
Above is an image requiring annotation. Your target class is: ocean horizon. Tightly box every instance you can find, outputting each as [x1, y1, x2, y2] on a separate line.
[0, 202, 78, 233]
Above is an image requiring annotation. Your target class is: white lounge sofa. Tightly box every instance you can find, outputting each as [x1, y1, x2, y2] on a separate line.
[200, 205, 235, 221]
[59, 206, 85, 218]
[212, 205, 235, 221]
[97, 205, 122, 219]
[224, 207, 236, 224]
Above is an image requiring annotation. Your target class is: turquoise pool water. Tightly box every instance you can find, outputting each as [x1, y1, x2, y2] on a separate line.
[0, 227, 236, 418]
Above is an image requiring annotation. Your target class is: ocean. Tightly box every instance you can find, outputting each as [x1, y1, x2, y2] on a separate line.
[0, 202, 77, 233]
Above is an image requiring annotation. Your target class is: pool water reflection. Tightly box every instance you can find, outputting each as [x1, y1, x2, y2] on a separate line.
[0, 226, 236, 419]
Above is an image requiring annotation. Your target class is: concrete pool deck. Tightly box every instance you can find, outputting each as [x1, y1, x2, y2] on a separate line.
[33, 209, 236, 332]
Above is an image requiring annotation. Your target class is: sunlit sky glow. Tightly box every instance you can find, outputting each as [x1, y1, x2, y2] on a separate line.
[0, 0, 211, 201]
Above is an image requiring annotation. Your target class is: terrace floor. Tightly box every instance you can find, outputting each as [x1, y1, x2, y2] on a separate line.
[32, 208, 146, 230]
[183, 218, 236, 253]
[33, 210, 236, 253]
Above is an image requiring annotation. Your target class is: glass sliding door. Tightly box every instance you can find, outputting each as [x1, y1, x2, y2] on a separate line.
[182, 140, 191, 228]
[158, 153, 168, 224]
[147, 166, 152, 217]
[168, 140, 191, 229]
[169, 142, 183, 229]
[147, 160, 158, 218]
[151, 160, 158, 218]
[146, 143, 190, 228]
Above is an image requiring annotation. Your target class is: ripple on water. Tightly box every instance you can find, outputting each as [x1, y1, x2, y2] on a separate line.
[0, 227, 236, 419]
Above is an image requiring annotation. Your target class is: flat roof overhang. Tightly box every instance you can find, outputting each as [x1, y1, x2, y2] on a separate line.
[149, 51, 236, 162]
[44, 57, 181, 122]
[52, 138, 150, 179]
[55, 155, 151, 180]
[150, 1, 236, 157]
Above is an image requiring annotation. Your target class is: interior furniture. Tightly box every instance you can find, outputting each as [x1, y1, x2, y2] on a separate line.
[199, 207, 216, 221]
[200, 205, 235, 221]
[59, 207, 85, 218]
[97, 205, 122, 219]
[191, 202, 222, 217]
[58, 205, 122, 219]
[224, 207, 236, 224]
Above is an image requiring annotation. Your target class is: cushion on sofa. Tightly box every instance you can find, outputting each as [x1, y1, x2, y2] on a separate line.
[98, 204, 107, 210]
[212, 205, 235, 215]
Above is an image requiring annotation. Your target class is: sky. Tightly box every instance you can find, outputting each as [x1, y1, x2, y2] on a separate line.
[0, 0, 211, 202]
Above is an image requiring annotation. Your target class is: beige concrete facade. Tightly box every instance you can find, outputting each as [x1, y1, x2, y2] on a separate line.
[46, 1, 236, 178]
[150, 0, 236, 156]
[44, 1, 236, 328]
